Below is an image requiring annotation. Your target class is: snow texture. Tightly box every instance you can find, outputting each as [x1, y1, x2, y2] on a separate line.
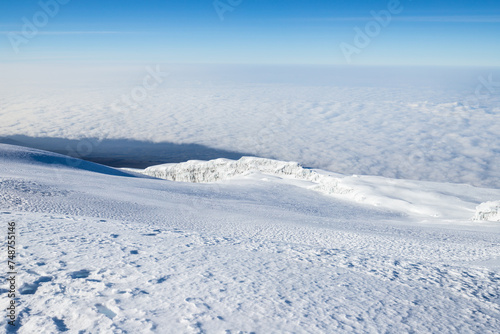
[2, 144, 500, 333]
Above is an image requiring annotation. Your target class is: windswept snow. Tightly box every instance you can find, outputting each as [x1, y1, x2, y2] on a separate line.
[1, 144, 500, 333]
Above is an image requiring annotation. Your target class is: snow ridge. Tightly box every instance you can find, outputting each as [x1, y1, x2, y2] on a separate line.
[142, 156, 354, 195]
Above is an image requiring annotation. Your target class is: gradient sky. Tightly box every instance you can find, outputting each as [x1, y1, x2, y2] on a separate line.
[0, 0, 499, 66]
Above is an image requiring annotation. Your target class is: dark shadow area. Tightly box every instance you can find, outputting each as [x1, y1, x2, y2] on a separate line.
[0, 135, 253, 169]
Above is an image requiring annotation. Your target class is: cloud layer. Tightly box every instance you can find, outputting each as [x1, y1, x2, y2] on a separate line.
[1, 65, 499, 188]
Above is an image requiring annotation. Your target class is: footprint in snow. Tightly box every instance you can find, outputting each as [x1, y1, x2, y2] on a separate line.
[148, 275, 171, 284]
[156, 275, 170, 283]
[95, 304, 117, 319]
[69, 269, 91, 279]
[19, 276, 53, 295]
[52, 317, 69, 332]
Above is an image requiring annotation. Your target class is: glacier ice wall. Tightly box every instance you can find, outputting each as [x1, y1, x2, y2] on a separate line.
[142, 156, 354, 196]
[474, 201, 500, 222]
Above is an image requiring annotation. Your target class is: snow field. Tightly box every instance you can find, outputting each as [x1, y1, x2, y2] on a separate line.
[1, 144, 500, 332]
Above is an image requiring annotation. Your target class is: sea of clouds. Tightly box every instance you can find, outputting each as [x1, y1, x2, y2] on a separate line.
[1, 64, 499, 188]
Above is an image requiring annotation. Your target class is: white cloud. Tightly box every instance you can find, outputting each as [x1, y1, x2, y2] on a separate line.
[0, 65, 499, 188]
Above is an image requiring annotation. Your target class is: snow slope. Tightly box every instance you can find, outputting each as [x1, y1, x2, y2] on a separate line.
[1, 144, 500, 333]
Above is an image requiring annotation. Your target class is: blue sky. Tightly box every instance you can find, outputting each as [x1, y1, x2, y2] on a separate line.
[0, 0, 499, 66]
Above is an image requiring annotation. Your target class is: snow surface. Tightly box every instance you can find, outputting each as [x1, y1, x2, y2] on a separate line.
[1, 65, 499, 188]
[1, 144, 500, 333]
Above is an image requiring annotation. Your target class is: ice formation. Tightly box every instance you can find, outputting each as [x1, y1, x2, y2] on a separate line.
[473, 201, 500, 222]
[142, 156, 354, 195]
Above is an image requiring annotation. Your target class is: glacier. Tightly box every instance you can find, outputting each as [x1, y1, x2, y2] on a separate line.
[136, 156, 500, 221]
